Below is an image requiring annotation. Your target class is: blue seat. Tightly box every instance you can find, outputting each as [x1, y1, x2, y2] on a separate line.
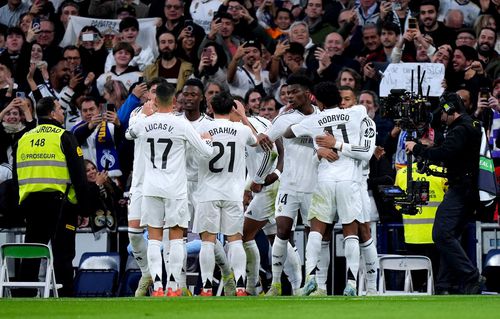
[74, 252, 120, 297]
[117, 256, 141, 297]
[483, 249, 500, 293]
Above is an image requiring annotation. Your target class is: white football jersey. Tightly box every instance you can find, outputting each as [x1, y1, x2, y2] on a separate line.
[291, 104, 369, 182]
[246, 116, 277, 185]
[197, 119, 257, 202]
[126, 106, 146, 192]
[265, 107, 320, 193]
[185, 113, 214, 182]
[341, 116, 377, 179]
[127, 112, 213, 199]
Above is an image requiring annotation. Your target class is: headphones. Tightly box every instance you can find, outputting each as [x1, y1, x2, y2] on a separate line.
[439, 92, 465, 115]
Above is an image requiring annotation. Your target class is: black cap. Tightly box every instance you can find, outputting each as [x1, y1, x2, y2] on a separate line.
[243, 39, 261, 51]
[119, 16, 139, 32]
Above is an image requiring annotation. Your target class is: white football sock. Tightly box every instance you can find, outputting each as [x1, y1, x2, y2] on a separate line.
[344, 235, 360, 282]
[360, 237, 378, 291]
[161, 229, 170, 281]
[128, 228, 149, 276]
[243, 240, 260, 291]
[147, 239, 163, 290]
[227, 240, 246, 287]
[199, 241, 215, 288]
[214, 239, 231, 277]
[305, 231, 322, 276]
[317, 240, 331, 291]
[167, 239, 185, 290]
[283, 242, 302, 290]
[180, 238, 187, 289]
[271, 237, 288, 285]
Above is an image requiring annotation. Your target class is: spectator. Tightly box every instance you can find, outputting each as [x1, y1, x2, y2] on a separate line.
[313, 31, 360, 83]
[447, 45, 489, 96]
[189, 0, 223, 33]
[16, 96, 89, 297]
[473, 14, 497, 38]
[303, 0, 335, 45]
[0, 27, 31, 90]
[72, 96, 123, 178]
[143, 30, 193, 93]
[227, 39, 276, 98]
[201, 11, 240, 64]
[288, 21, 315, 64]
[359, 89, 394, 146]
[335, 67, 362, 93]
[0, 0, 30, 28]
[0, 62, 16, 109]
[157, 0, 206, 46]
[204, 80, 223, 117]
[476, 27, 499, 80]
[56, 1, 80, 42]
[356, 0, 380, 26]
[269, 40, 305, 85]
[0, 97, 36, 164]
[36, 19, 63, 68]
[443, 9, 464, 31]
[103, 80, 128, 110]
[455, 28, 476, 48]
[244, 88, 263, 115]
[96, 42, 142, 95]
[264, 7, 293, 41]
[418, 0, 455, 47]
[76, 26, 108, 78]
[438, 0, 480, 28]
[259, 95, 280, 121]
[104, 17, 155, 72]
[194, 41, 228, 90]
[88, 0, 148, 19]
[84, 159, 123, 232]
[379, 0, 413, 34]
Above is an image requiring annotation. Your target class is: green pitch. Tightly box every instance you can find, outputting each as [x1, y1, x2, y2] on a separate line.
[1, 296, 499, 319]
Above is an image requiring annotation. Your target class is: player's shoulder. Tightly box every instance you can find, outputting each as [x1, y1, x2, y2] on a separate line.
[351, 104, 368, 115]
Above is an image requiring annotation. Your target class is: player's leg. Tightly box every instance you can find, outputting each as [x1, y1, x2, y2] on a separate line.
[214, 238, 236, 296]
[359, 222, 378, 295]
[142, 196, 165, 296]
[311, 223, 333, 296]
[242, 217, 268, 295]
[128, 192, 152, 296]
[223, 201, 247, 296]
[193, 201, 221, 296]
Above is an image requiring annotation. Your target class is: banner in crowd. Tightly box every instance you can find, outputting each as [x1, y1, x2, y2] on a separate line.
[379, 63, 445, 97]
[60, 16, 159, 57]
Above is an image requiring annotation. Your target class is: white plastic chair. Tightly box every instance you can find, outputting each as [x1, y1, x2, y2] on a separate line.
[378, 255, 433, 295]
[0, 243, 59, 298]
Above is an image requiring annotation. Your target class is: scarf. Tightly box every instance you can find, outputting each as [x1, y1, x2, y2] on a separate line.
[2, 122, 25, 134]
[95, 120, 121, 176]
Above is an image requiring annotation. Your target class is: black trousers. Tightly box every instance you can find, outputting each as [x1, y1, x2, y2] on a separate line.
[432, 182, 479, 292]
[19, 192, 77, 297]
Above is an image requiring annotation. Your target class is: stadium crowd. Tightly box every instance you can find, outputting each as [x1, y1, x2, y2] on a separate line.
[0, 0, 499, 297]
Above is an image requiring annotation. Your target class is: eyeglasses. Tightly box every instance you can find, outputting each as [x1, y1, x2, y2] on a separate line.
[165, 4, 182, 10]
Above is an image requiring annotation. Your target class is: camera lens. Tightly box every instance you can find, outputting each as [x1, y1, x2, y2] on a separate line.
[186, 26, 193, 32]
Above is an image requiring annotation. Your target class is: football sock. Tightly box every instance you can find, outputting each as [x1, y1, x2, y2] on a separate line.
[243, 240, 260, 291]
[317, 240, 331, 291]
[128, 228, 149, 276]
[200, 241, 215, 288]
[180, 238, 187, 289]
[227, 240, 246, 287]
[283, 242, 302, 290]
[162, 229, 170, 280]
[360, 237, 378, 291]
[167, 239, 185, 290]
[305, 231, 322, 276]
[344, 235, 360, 282]
[214, 239, 232, 277]
[147, 239, 163, 290]
[271, 237, 288, 285]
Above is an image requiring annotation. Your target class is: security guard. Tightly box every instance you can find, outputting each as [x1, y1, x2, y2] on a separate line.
[395, 163, 447, 289]
[15, 97, 88, 297]
[406, 92, 482, 294]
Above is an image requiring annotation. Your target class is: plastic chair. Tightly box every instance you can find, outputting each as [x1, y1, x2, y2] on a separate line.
[0, 243, 59, 298]
[378, 255, 434, 295]
[74, 252, 120, 297]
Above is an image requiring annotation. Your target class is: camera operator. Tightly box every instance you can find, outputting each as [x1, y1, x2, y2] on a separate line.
[405, 92, 483, 294]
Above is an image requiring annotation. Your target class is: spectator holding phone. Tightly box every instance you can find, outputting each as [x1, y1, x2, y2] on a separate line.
[0, 0, 30, 28]
[72, 96, 123, 178]
[194, 41, 228, 88]
[76, 26, 108, 78]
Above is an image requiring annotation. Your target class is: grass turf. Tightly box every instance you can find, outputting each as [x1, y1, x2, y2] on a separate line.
[1, 296, 499, 319]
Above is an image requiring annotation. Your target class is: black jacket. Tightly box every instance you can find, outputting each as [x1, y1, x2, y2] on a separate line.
[412, 114, 481, 185]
